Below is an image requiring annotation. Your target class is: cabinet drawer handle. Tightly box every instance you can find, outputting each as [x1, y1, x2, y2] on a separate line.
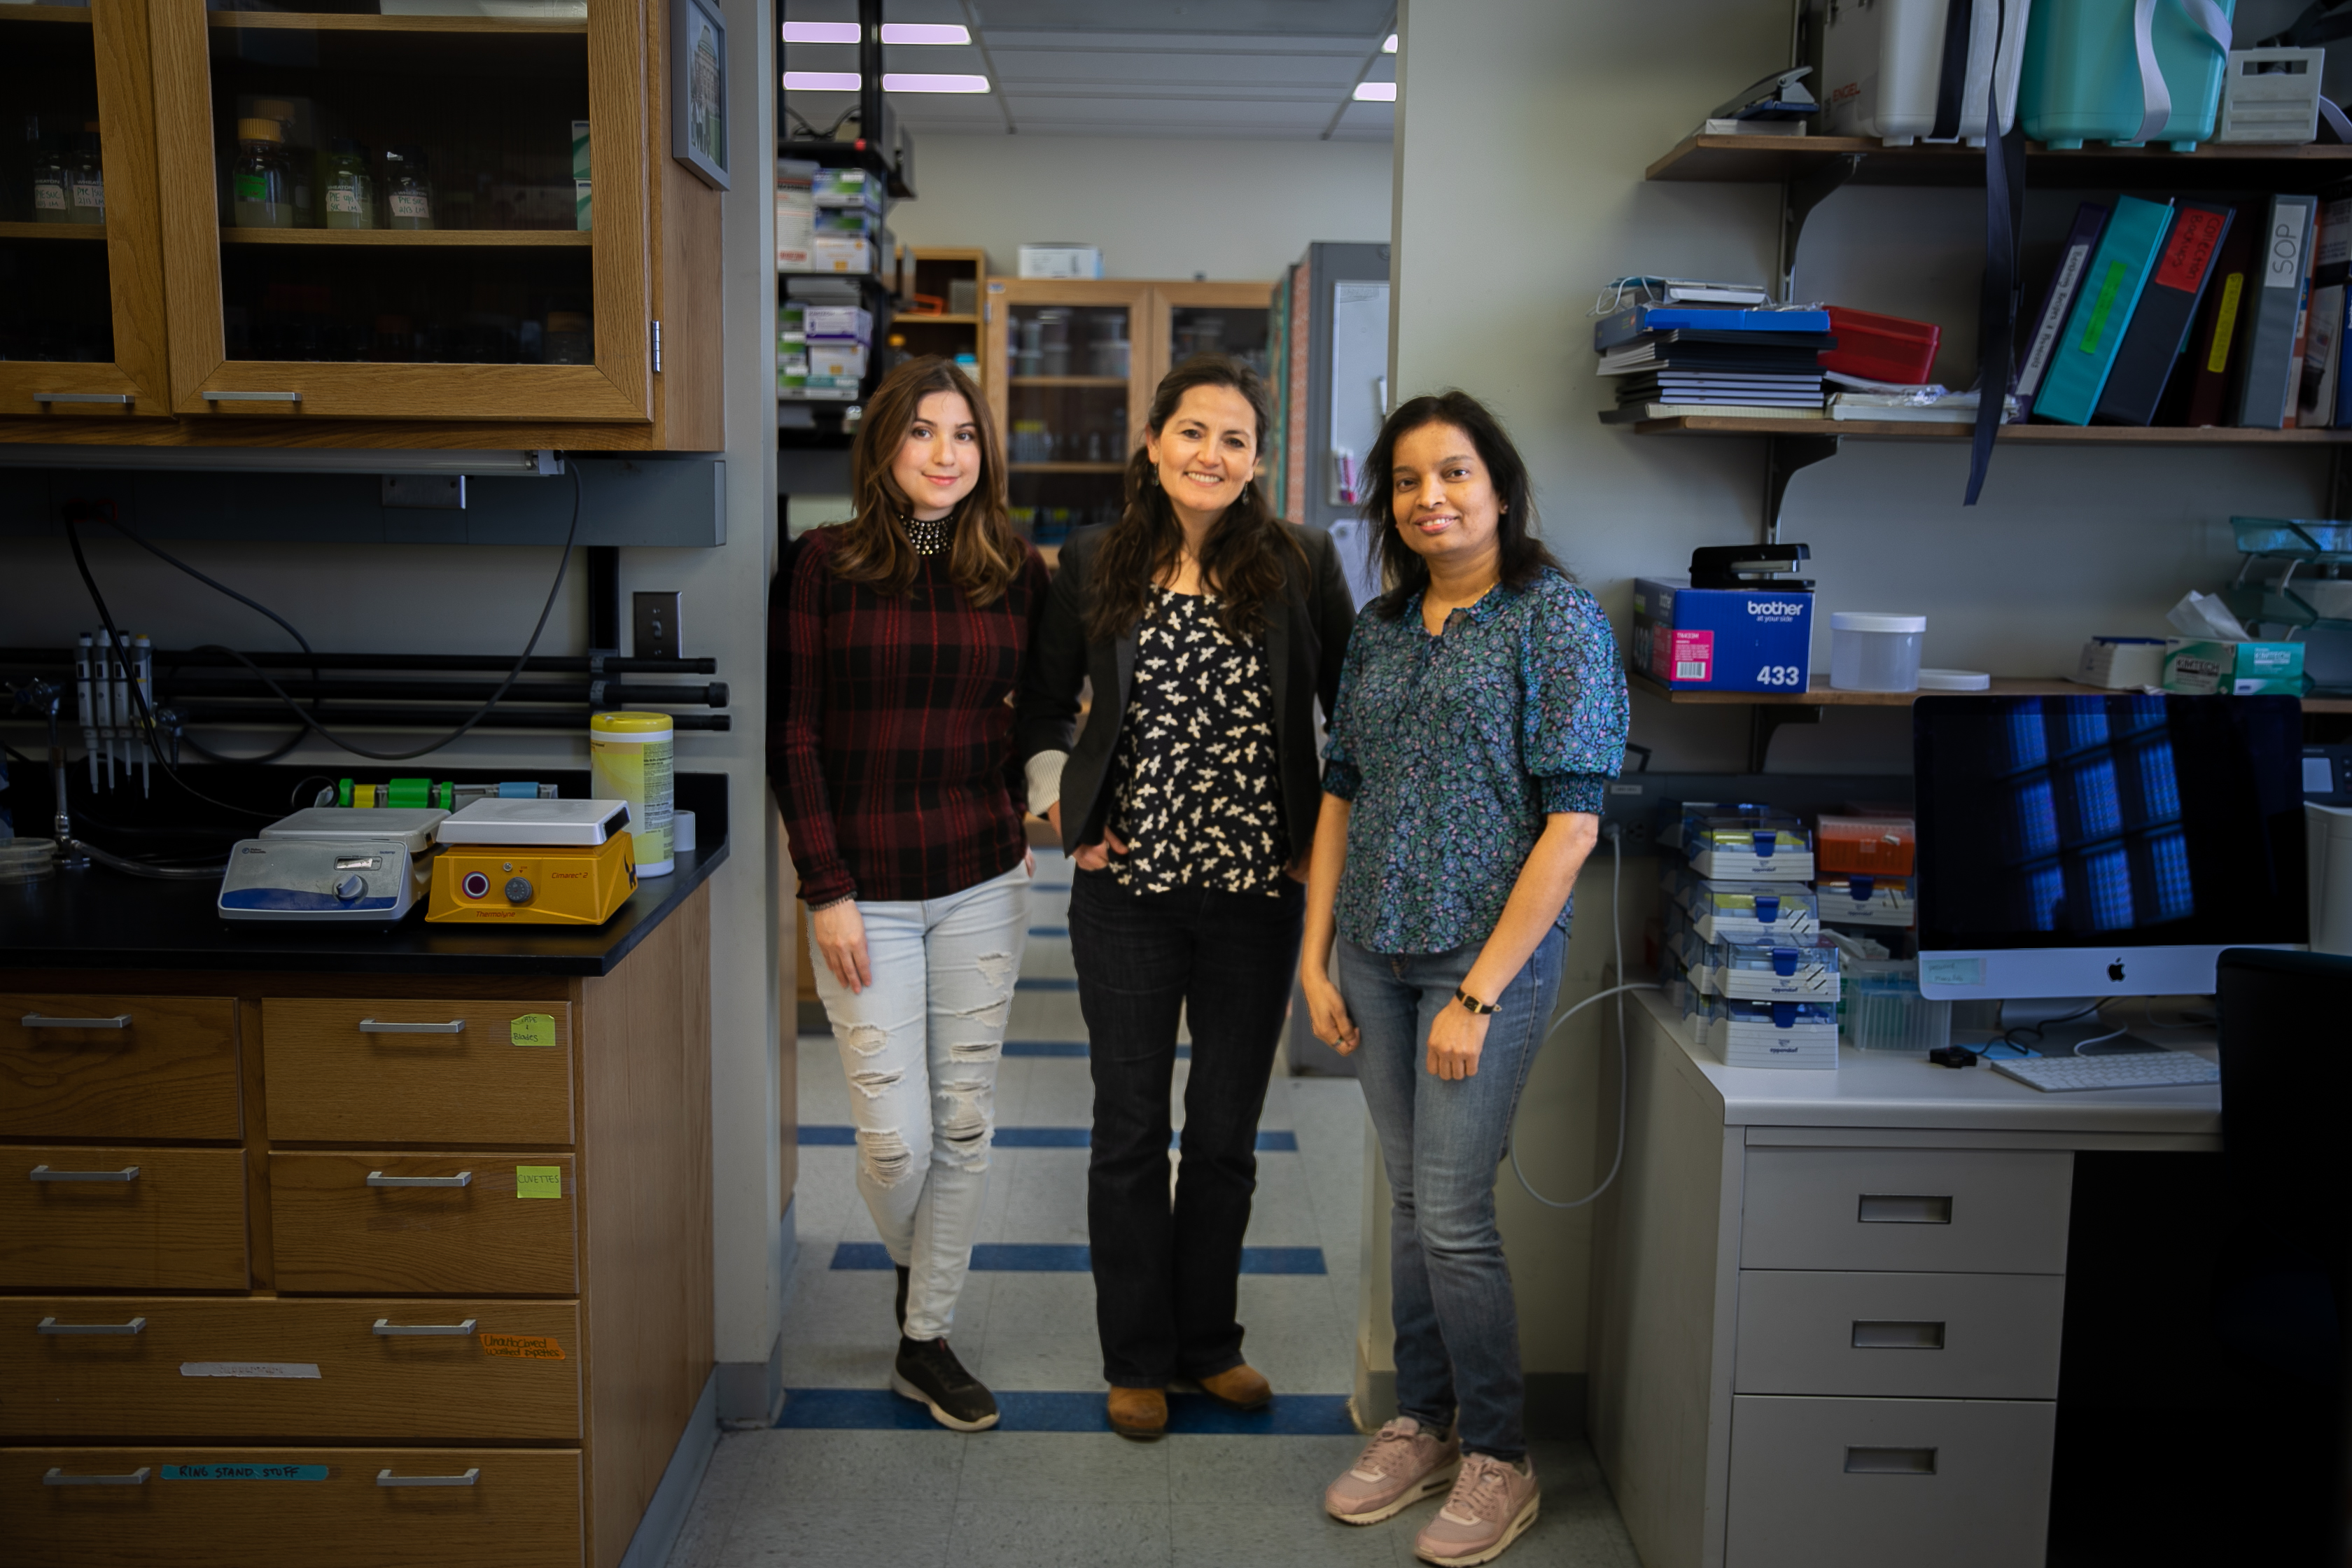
[367, 1170, 472, 1188]
[377, 1467, 479, 1488]
[1856, 1194, 1953, 1225]
[31, 1164, 139, 1183]
[358, 1017, 466, 1034]
[373, 1317, 478, 1336]
[1851, 1320, 1946, 1350]
[38, 1315, 146, 1336]
[31, 393, 133, 406]
[204, 390, 302, 404]
[20, 1014, 132, 1029]
[1844, 1446, 1937, 1476]
[45, 1466, 150, 1486]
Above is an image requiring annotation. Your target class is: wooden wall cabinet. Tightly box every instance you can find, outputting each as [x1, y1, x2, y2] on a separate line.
[0, 0, 722, 451]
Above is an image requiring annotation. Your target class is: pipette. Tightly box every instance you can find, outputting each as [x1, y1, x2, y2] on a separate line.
[111, 634, 132, 790]
[134, 634, 153, 795]
[76, 634, 97, 790]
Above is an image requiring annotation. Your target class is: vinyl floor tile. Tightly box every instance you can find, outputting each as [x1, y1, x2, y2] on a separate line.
[953, 1429, 1172, 1503]
[1166, 1431, 1366, 1507]
[1169, 1501, 1414, 1568]
[720, 1494, 956, 1568]
[945, 1499, 1174, 1568]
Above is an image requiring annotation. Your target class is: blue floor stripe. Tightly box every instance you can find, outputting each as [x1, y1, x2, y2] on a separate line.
[1001, 1040, 1191, 1059]
[799, 1126, 1297, 1152]
[1016, 977, 1080, 991]
[776, 1387, 1356, 1436]
[1032, 881, 1072, 892]
[1028, 925, 1069, 937]
[831, 1242, 1324, 1275]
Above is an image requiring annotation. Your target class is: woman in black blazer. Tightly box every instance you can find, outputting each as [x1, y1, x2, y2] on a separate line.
[1016, 354, 1356, 1441]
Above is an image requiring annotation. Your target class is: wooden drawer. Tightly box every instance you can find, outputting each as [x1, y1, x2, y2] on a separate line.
[2, 1446, 581, 1568]
[1741, 1148, 2072, 1275]
[0, 996, 239, 1141]
[1734, 1270, 2066, 1400]
[270, 1153, 577, 1295]
[0, 1147, 247, 1291]
[1726, 1395, 2055, 1568]
[0, 1298, 580, 1442]
[262, 999, 573, 1145]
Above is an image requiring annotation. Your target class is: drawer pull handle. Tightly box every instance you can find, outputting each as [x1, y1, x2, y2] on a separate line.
[20, 1014, 132, 1029]
[373, 1317, 479, 1336]
[38, 1316, 146, 1336]
[377, 1468, 479, 1488]
[358, 1018, 466, 1034]
[44, 1466, 150, 1486]
[1844, 1446, 1937, 1476]
[367, 1170, 472, 1189]
[31, 393, 134, 406]
[1851, 1319, 1946, 1350]
[30, 1164, 140, 1183]
[204, 390, 302, 403]
[1856, 1194, 1952, 1225]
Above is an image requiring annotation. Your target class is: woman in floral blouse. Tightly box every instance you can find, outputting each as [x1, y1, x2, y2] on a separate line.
[1299, 390, 1628, 1568]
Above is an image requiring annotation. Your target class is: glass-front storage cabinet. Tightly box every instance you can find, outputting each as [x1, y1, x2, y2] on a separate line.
[983, 279, 1152, 553]
[150, 0, 652, 422]
[0, 0, 171, 417]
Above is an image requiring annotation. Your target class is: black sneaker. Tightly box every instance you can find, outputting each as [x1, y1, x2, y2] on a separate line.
[894, 1265, 910, 1336]
[892, 1336, 999, 1432]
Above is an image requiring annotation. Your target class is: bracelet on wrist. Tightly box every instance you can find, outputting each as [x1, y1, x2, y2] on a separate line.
[1455, 988, 1500, 1016]
[808, 895, 857, 914]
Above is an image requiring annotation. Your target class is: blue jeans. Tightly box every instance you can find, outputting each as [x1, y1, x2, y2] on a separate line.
[1339, 926, 1566, 1463]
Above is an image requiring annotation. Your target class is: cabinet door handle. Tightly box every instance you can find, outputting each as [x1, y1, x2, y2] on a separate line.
[1851, 1320, 1946, 1350]
[30, 1164, 139, 1183]
[377, 1468, 479, 1488]
[20, 1014, 132, 1029]
[38, 1316, 146, 1336]
[1844, 1446, 1938, 1476]
[31, 392, 132, 406]
[366, 1170, 471, 1188]
[1856, 1194, 1953, 1225]
[372, 1317, 478, 1336]
[358, 1017, 465, 1034]
[44, 1466, 150, 1486]
[203, 390, 302, 403]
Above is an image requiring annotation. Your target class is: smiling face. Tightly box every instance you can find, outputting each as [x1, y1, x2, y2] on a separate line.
[890, 389, 982, 522]
[1146, 383, 1259, 531]
[1389, 421, 1504, 577]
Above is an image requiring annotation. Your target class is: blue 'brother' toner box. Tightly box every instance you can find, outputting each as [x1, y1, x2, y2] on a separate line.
[1631, 578, 1814, 694]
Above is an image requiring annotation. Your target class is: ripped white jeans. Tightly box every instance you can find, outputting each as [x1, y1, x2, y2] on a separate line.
[811, 860, 1030, 1341]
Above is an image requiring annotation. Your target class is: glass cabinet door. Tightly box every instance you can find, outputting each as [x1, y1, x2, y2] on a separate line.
[0, 0, 170, 417]
[153, 0, 650, 422]
[987, 279, 1151, 554]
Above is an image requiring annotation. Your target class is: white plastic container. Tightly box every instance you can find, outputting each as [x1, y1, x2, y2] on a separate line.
[1822, 0, 1959, 145]
[1828, 612, 1927, 692]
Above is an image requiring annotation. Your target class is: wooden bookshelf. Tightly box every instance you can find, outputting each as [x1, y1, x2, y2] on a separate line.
[1621, 415, 2352, 444]
[1631, 671, 2352, 714]
[1646, 132, 2352, 191]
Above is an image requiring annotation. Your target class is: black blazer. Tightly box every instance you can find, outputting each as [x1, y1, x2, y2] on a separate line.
[1014, 521, 1359, 858]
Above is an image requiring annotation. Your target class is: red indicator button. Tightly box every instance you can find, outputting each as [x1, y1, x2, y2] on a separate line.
[461, 872, 489, 899]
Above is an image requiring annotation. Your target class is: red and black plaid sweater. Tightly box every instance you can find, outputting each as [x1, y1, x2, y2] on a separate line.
[773, 526, 1049, 907]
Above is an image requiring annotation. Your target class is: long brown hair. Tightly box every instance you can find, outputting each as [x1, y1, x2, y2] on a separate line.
[1360, 390, 1567, 620]
[830, 356, 1023, 605]
[1084, 354, 1302, 643]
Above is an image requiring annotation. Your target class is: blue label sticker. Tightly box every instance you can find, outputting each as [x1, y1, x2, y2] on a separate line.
[161, 1464, 330, 1481]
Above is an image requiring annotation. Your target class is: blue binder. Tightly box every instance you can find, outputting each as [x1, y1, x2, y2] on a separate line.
[2034, 195, 2176, 426]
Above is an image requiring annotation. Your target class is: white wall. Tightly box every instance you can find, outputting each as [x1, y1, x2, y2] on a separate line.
[885, 132, 1394, 282]
[1374, 0, 2332, 1398]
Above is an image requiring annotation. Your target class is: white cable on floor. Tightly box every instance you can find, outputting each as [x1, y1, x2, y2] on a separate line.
[1511, 823, 1658, 1210]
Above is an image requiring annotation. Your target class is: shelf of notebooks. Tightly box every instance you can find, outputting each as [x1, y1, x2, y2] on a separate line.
[1629, 671, 2352, 713]
[1647, 133, 2352, 191]
[1619, 415, 2352, 444]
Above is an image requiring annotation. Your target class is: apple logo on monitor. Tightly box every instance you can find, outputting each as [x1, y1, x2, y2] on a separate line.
[2108, 960, 2126, 982]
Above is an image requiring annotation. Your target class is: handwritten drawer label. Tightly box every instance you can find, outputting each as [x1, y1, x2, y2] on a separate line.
[180, 1362, 322, 1380]
[510, 1013, 558, 1047]
[162, 1464, 329, 1480]
[515, 1165, 563, 1199]
[479, 1333, 565, 1360]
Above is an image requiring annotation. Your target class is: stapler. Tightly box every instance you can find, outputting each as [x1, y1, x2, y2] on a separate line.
[1688, 543, 1816, 593]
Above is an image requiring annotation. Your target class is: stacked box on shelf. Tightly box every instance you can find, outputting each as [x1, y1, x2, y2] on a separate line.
[811, 167, 883, 276]
[1673, 805, 1815, 881]
[1685, 992, 1840, 1068]
[779, 301, 873, 402]
[1658, 806, 1837, 1068]
[1684, 879, 1819, 945]
[774, 158, 816, 272]
[1812, 815, 1916, 934]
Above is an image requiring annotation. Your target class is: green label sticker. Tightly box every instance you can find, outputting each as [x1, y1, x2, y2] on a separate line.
[2078, 261, 2127, 354]
[516, 1165, 563, 1200]
[162, 1464, 328, 1480]
[233, 174, 266, 202]
[510, 1013, 557, 1048]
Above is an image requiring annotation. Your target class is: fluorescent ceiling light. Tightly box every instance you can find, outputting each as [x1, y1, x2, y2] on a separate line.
[881, 22, 969, 44]
[783, 70, 860, 91]
[883, 72, 990, 93]
[780, 20, 859, 43]
[1354, 80, 1396, 101]
[1382, 32, 1397, 51]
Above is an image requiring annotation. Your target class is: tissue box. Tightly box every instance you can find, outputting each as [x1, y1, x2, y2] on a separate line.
[2074, 636, 2169, 690]
[2161, 639, 2306, 696]
[1631, 576, 1812, 693]
[812, 237, 874, 275]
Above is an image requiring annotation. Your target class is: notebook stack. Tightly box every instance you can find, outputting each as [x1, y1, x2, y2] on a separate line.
[1592, 283, 1835, 424]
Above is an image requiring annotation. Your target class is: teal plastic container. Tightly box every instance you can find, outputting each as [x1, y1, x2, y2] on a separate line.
[2019, 0, 2235, 150]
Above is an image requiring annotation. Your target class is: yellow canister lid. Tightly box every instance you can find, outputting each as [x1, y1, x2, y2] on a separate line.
[237, 118, 285, 143]
[591, 712, 673, 734]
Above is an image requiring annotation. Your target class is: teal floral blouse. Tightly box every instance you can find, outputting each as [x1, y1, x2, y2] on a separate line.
[1322, 570, 1630, 955]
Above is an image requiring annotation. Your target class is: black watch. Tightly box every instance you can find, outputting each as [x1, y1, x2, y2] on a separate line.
[1455, 988, 1500, 1016]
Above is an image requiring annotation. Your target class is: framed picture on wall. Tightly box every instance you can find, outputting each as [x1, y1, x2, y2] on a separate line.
[672, 0, 729, 190]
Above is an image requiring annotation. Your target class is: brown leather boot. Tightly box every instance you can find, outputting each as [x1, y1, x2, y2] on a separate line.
[1195, 1364, 1273, 1412]
[1106, 1385, 1168, 1441]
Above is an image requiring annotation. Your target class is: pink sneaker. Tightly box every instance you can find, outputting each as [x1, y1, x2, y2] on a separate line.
[1324, 1417, 1461, 1525]
[1413, 1452, 1539, 1566]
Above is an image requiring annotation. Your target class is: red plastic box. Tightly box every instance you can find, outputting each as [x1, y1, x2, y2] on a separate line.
[1819, 307, 1941, 386]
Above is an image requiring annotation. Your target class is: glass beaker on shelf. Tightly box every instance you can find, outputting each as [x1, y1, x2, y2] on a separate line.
[31, 135, 69, 225]
[243, 98, 314, 227]
[67, 127, 102, 225]
[231, 118, 295, 229]
[322, 139, 374, 229]
[384, 145, 434, 231]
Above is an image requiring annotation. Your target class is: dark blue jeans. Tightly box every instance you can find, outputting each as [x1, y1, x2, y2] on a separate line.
[1340, 925, 1566, 1462]
[1068, 867, 1305, 1388]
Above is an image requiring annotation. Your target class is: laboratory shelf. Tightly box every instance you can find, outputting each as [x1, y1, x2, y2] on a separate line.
[1621, 415, 2352, 445]
[10, 5, 93, 22]
[204, 9, 587, 34]
[0, 222, 106, 241]
[895, 314, 979, 326]
[1010, 375, 1128, 388]
[1646, 132, 2352, 191]
[1630, 671, 2352, 715]
[218, 228, 593, 246]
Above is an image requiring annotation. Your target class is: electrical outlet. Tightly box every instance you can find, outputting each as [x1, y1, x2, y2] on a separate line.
[633, 591, 683, 659]
[381, 475, 465, 510]
[1601, 780, 1660, 854]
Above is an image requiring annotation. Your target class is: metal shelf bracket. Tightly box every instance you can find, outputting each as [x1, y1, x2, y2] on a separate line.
[1779, 153, 1864, 302]
[1763, 433, 1841, 542]
[1747, 703, 1825, 772]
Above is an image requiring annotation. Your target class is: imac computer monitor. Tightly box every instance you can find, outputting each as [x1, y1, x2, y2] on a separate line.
[1914, 693, 2306, 1000]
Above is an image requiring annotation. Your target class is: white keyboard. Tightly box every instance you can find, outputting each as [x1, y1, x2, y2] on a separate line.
[1990, 1051, 2220, 1093]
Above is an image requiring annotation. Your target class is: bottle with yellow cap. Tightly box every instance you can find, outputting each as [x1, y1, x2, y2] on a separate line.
[589, 712, 674, 878]
[232, 119, 294, 229]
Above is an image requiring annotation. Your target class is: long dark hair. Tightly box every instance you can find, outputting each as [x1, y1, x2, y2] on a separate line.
[1084, 354, 1303, 643]
[830, 356, 1023, 605]
[1360, 390, 1567, 620]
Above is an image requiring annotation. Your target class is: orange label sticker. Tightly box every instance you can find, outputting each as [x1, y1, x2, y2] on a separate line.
[478, 1334, 565, 1360]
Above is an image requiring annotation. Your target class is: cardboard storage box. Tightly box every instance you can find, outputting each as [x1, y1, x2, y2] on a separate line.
[2161, 639, 2305, 696]
[1631, 576, 1814, 693]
